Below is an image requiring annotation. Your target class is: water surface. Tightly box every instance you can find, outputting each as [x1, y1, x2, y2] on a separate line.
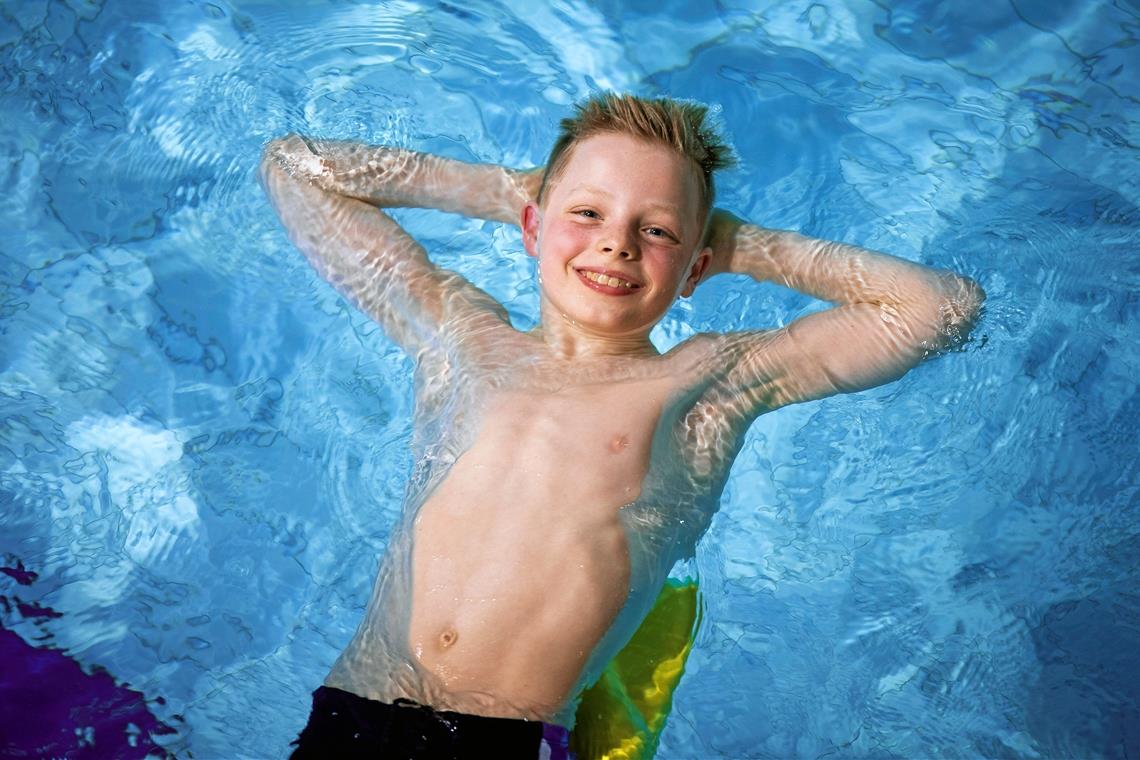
[1, 0, 1137, 756]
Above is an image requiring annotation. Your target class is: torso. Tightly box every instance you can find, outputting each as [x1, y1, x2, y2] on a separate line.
[325, 323, 749, 726]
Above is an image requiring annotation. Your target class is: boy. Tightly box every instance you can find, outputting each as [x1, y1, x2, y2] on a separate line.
[261, 93, 983, 758]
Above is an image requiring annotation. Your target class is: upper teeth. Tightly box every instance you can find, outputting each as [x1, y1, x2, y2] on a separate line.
[582, 270, 634, 288]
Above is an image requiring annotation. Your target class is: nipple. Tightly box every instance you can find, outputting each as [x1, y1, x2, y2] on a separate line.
[609, 434, 630, 453]
[439, 629, 458, 649]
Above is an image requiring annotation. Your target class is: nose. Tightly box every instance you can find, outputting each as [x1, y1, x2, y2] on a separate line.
[598, 224, 639, 260]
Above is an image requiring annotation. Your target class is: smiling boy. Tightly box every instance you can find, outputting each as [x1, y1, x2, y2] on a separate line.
[261, 93, 983, 758]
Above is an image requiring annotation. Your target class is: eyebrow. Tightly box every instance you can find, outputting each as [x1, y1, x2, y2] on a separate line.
[567, 184, 683, 217]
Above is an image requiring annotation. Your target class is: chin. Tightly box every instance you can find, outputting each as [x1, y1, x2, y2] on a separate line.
[580, 315, 658, 338]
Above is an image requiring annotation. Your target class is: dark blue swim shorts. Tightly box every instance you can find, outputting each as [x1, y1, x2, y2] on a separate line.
[290, 685, 573, 759]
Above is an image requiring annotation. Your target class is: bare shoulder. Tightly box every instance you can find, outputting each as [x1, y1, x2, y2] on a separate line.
[645, 331, 773, 483]
[658, 331, 735, 379]
[668, 328, 794, 426]
[666, 329, 778, 388]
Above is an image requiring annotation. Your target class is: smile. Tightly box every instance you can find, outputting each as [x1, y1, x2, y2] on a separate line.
[576, 268, 641, 291]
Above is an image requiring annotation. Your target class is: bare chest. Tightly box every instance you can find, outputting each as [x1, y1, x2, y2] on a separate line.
[462, 381, 674, 507]
[411, 335, 732, 529]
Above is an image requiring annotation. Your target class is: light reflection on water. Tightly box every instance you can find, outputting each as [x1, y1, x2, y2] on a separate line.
[1, 0, 1137, 757]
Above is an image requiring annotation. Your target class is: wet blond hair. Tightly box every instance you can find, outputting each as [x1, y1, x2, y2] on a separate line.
[538, 92, 735, 230]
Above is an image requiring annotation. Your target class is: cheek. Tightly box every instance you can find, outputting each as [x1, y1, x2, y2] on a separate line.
[539, 226, 589, 272]
[644, 253, 688, 288]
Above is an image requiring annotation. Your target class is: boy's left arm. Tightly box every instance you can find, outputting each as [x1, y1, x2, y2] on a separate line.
[701, 211, 985, 415]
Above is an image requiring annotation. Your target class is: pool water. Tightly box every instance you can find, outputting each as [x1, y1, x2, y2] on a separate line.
[2, 0, 1138, 757]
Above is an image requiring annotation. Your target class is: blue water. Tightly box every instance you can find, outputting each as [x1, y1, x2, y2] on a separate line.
[2, 0, 1138, 757]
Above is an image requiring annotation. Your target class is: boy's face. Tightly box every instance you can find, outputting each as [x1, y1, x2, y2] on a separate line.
[521, 133, 710, 341]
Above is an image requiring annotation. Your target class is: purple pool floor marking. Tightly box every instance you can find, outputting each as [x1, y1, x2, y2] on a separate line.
[1, 562, 179, 757]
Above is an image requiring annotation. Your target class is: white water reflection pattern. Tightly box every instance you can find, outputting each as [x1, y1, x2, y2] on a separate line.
[1, 0, 1137, 757]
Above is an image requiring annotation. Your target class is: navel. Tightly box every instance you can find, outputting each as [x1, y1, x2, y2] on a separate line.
[609, 434, 630, 453]
[438, 628, 458, 649]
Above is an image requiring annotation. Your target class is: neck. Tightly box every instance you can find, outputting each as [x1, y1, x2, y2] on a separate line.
[532, 309, 659, 360]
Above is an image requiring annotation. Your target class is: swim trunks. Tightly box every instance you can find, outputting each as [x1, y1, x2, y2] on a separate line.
[290, 685, 574, 759]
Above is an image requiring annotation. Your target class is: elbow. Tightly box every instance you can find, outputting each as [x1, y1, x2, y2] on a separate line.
[258, 137, 289, 188]
[953, 274, 986, 328]
[260, 135, 296, 171]
[259, 134, 326, 194]
[933, 273, 985, 347]
[260, 134, 318, 172]
[964, 276, 986, 321]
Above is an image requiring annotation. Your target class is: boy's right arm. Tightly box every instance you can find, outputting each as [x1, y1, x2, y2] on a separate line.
[260, 136, 537, 354]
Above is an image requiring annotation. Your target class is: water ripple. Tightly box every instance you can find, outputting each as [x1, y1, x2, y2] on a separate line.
[3, 0, 1139, 757]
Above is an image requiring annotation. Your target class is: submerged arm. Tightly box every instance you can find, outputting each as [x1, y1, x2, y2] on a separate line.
[260, 137, 537, 353]
[276, 137, 538, 223]
[704, 210, 985, 411]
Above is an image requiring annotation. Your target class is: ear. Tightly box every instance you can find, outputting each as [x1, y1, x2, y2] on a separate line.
[521, 201, 541, 258]
[680, 246, 712, 298]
